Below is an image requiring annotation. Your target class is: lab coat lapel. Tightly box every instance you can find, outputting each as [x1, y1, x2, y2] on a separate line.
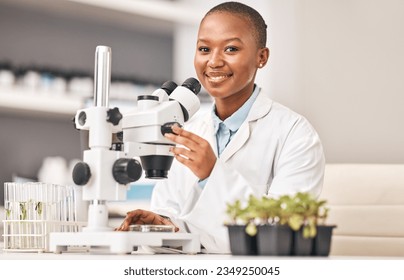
[200, 112, 218, 157]
[219, 122, 249, 162]
[219, 91, 273, 162]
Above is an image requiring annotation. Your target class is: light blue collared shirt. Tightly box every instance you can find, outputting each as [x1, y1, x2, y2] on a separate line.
[212, 85, 260, 156]
[199, 85, 260, 188]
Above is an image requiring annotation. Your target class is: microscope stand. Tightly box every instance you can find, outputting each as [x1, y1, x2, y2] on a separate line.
[49, 231, 200, 255]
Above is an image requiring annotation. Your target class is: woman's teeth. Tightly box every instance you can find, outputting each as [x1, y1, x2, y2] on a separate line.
[208, 75, 229, 82]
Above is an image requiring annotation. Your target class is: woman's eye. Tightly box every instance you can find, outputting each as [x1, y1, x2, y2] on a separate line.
[225, 46, 238, 52]
[198, 47, 210, 52]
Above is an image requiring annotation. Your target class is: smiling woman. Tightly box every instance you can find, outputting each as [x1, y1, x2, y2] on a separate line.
[117, 1, 325, 254]
[194, 7, 268, 120]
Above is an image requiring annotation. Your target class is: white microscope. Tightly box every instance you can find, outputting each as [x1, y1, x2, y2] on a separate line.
[49, 46, 201, 254]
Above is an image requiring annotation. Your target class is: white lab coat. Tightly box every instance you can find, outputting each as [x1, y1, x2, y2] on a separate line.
[150, 89, 325, 253]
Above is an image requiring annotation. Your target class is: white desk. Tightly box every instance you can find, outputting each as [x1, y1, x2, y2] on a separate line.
[2, 242, 404, 280]
[1, 242, 402, 260]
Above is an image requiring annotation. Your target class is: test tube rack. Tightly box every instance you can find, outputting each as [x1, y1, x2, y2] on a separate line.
[2, 182, 86, 253]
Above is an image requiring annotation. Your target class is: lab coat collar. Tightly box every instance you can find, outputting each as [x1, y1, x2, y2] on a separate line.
[245, 87, 273, 122]
[201, 89, 273, 162]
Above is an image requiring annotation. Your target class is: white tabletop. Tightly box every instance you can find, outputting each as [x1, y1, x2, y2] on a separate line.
[1, 243, 402, 260]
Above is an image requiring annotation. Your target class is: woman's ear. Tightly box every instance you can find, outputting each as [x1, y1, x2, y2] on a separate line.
[257, 47, 270, 68]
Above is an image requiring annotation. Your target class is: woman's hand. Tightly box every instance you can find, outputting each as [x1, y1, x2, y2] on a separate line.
[165, 125, 217, 180]
[115, 209, 178, 231]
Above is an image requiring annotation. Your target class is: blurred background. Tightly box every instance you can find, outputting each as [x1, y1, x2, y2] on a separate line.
[1, 0, 403, 207]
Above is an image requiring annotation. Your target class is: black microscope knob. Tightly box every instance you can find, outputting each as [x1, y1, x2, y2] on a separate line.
[106, 107, 122, 126]
[161, 122, 181, 135]
[112, 158, 142, 185]
[72, 162, 91, 185]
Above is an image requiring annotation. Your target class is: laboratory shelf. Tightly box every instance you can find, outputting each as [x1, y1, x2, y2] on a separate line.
[0, 0, 203, 34]
[70, 0, 202, 24]
[0, 88, 84, 118]
[0, 0, 205, 118]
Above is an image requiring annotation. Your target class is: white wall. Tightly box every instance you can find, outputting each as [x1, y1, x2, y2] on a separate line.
[297, 0, 404, 163]
[175, 0, 404, 163]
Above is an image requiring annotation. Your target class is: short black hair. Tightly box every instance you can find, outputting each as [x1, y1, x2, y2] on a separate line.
[204, 1, 267, 48]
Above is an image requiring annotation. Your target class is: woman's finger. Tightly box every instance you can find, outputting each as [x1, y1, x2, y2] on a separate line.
[171, 125, 205, 143]
[170, 146, 194, 160]
[165, 133, 200, 152]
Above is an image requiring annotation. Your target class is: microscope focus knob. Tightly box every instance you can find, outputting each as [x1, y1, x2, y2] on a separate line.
[106, 107, 122, 126]
[112, 158, 142, 185]
[72, 162, 91, 186]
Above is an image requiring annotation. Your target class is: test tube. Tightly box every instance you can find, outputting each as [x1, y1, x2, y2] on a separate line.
[4, 183, 12, 248]
[66, 185, 74, 232]
[32, 182, 41, 249]
[27, 182, 34, 248]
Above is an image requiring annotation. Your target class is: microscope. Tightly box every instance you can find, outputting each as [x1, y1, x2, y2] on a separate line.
[49, 46, 201, 254]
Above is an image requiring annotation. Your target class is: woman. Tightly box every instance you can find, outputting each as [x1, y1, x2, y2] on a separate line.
[117, 1, 325, 253]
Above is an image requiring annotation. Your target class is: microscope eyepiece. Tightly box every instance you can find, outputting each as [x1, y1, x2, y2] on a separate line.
[161, 80, 178, 95]
[181, 77, 201, 95]
[121, 77, 201, 181]
[137, 95, 159, 101]
[168, 77, 201, 122]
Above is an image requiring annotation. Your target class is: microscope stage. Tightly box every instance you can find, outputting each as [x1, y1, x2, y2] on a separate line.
[49, 231, 200, 255]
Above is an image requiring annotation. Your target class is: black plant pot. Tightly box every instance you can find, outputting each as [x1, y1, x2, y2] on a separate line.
[312, 225, 336, 256]
[256, 225, 293, 256]
[292, 228, 314, 256]
[227, 225, 257, 255]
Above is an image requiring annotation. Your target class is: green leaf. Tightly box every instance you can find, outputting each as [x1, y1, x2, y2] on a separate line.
[19, 202, 27, 220]
[245, 223, 257, 236]
[5, 208, 11, 218]
[303, 226, 311, 238]
[309, 225, 317, 238]
[288, 214, 303, 231]
[302, 224, 317, 238]
[36, 202, 43, 215]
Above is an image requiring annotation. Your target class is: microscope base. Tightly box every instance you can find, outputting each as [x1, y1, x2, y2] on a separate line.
[49, 231, 200, 255]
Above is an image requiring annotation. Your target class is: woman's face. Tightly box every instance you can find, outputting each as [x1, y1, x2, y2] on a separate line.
[194, 12, 267, 102]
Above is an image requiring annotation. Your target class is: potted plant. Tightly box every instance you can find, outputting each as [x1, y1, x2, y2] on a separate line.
[284, 192, 336, 256]
[253, 195, 294, 256]
[224, 198, 257, 255]
[310, 199, 336, 256]
[287, 192, 322, 256]
[225, 195, 294, 256]
[225, 192, 336, 256]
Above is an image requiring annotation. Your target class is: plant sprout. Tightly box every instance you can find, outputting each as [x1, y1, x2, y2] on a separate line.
[5, 207, 11, 219]
[35, 202, 43, 216]
[225, 192, 330, 238]
[19, 202, 27, 220]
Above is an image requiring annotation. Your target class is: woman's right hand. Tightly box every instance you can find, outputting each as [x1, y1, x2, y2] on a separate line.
[165, 125, 217, 180]
[115, 209, 178, 232]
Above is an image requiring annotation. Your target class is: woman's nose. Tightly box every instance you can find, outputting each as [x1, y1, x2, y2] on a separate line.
[208, 51, 224, 68]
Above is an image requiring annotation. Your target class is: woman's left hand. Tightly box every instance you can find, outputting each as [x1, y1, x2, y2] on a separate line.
[115, 209, 178, 231]
[165, 125, 216, 180]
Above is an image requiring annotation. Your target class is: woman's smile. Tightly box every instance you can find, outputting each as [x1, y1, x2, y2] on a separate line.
[205, 72, 233, 84]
